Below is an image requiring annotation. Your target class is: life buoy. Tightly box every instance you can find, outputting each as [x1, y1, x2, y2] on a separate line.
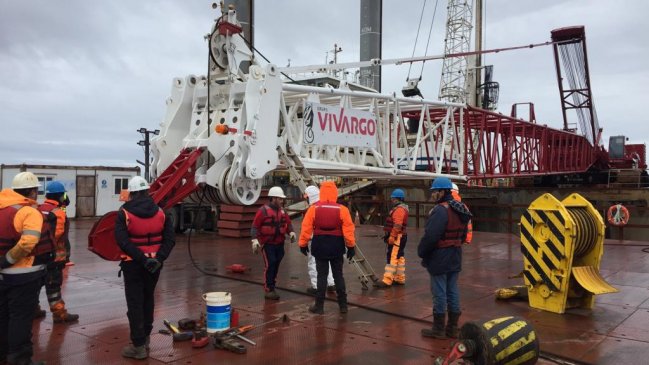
[607, 204, 630, 227]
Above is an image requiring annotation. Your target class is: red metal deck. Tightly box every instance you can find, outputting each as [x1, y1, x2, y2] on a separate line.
[30, 219, 649, 364]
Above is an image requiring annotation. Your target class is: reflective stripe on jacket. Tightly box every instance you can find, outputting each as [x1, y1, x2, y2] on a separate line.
[384, 203, 409, 237]
[39, 200, 68, 261]
[313, 202, 343, 236]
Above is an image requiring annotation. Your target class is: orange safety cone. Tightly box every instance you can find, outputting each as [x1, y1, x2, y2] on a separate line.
[354, 211, 361, 227]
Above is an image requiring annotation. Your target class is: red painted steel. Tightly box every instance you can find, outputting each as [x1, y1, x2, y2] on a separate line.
[404, 106, 596, 179]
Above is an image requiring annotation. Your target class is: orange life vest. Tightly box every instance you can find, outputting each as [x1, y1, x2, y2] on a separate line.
[313, 202, 343, 237]
[122, 208, 165, 259]
[0, 205, 54, 265]
[437, 202, 468, 248]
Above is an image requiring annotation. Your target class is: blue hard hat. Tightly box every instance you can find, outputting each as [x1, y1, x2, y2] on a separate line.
[430, 177, 453, 190]
[46, 181, 66, 194]
[390, 189, 405, 199]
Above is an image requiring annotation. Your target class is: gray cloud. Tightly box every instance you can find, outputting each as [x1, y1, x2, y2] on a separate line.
[1, 0, 647, 168]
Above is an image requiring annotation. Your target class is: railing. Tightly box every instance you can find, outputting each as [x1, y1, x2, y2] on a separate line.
[343, 196, 649, 241]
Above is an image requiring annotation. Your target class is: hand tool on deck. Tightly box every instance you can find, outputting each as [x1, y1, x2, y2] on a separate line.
[212, 314, 289, 354]
[163, 319, 194, 342]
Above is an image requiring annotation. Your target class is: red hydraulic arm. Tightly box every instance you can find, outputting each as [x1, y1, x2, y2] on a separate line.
[87, 148, 205, 260]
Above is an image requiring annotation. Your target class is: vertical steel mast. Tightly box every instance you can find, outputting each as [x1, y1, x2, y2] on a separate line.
[438, 0, 474, 103]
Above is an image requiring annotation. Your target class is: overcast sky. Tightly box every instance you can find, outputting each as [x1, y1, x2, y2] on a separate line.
[1, 0, 647, 167]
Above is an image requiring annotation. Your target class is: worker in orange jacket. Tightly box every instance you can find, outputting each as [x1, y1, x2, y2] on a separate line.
[0, 172, 52, 365]
[36, 181, 79, 324]
[375, 188, 409, 288]
[451, 183, 473, 244]
[299, 181, 356, 314]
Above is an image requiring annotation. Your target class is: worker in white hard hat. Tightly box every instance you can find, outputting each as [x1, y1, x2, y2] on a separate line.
[0, 172, 52, 365]
[115, 176, 176, 360]
[251, 186, 295, 300]
[301, 185, 335, 295]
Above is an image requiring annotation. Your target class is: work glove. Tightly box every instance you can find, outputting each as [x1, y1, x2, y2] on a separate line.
[300, 246, 309, 256]
[252, 239, 261, 254]
[346, 247, 356, 261]
[289, 232, 297, 243]
[144, 258, 162, 274]
[0, 256, 12, 269]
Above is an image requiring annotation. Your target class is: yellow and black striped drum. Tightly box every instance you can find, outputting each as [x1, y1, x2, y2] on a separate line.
[459, 316, 539, 365]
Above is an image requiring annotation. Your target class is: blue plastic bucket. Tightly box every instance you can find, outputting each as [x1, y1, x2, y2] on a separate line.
[203, 292, 231, 333]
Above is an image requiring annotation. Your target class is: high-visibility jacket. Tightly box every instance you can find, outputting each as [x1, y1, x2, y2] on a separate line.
[0, 205, 54, 271]
[437, 202, 468, 248]
[120, 208, 165, 260]
[38, 199, 68, 262]
[298, 181, 355, 259]
[451, 190, 473, 244]
[384, 203, 409, 239]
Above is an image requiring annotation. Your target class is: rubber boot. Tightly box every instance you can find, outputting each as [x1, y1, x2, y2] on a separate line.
[373, 280, 391, 289]
[421, 313, 447, 339]
[121, 344, 147, 360]
[309, 299, 324, 315]
[264, 290, 280, 300]
[446, 312, 461, 339]
[51, 302, 79, 324]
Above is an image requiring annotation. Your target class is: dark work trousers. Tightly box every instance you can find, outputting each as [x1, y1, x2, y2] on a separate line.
[385, 234, 408, 263]
[0, 277, 42, 364]
[45, 261, 66, 307]
[315, 257, 347, 306]
[261, 244, 285, 292]
[121, 261, 161, 347]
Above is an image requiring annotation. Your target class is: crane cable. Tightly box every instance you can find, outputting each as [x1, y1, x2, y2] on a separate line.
[406, 0, 428, 81]
[417, 0, 440, 78]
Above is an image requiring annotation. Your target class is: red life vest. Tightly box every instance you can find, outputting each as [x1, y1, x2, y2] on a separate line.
[38, 201, 68, 258]
[123, 208, 165, 257]
[313, 202, 343, 236]
[0, 205, 54, 265]
[383, 204, 408, 234]
[437, 202, 468, 248]
[258, 205, 289, 238]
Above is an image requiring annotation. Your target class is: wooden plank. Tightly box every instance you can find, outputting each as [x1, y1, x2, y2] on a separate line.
[217, 221, 252, 229]
[219, 212, 256, 221]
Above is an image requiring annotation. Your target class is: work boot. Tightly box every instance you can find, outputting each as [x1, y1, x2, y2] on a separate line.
[373, 280, 391, 289]
[264, 290, 280, 300]
[339, 302, 348, 314]
[121, 344, 148, 360]
[446, 312, 462, 339]
[327, 285, 337, 292]
[308, 301, 324, 315]
[393, 281, 405, 286]
[306, 287, 317, 295]
[421, 313, 447, 339]
[33, 305, 46, 319]
[145, 336, 150, 351]
[51, 302, 79, 324]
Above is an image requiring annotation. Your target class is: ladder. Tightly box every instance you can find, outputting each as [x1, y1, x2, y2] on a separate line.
[349, 244, 380, 290]
[278, 143, 380, 289]
[277, 144, 315, 192]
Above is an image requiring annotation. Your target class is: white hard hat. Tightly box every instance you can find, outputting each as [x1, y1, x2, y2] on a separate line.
[268, 186, 287, 198]
[452, 183, 459, 192]
[11, 172, 41, 189]
[128, 176, 150, 192]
